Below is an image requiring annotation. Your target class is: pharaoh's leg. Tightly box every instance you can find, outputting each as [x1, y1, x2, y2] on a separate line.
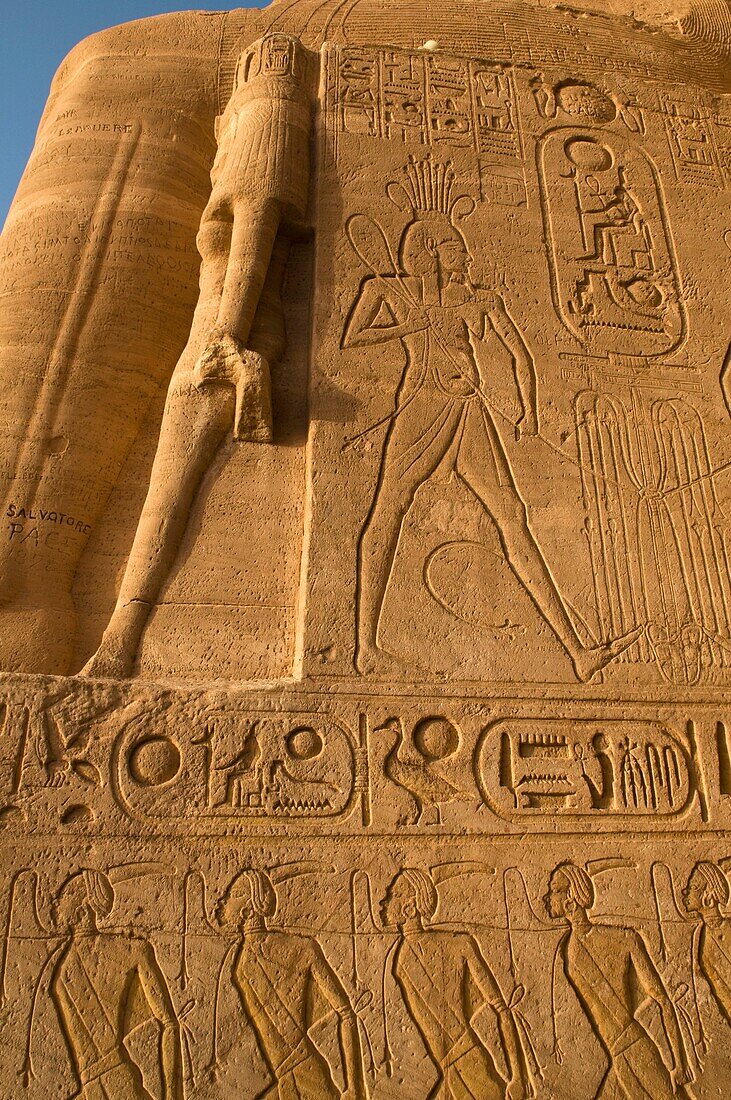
[80, 381, 235, 678]
[457, 405, 642, 682]
[80, 222, 288, 679]
[356, 395, 462, 674]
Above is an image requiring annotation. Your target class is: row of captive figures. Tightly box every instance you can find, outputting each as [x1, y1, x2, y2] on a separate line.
[10, 857, 731, 1099]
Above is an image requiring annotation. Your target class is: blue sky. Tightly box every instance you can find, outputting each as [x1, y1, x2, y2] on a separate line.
[0, 1, 269, 227]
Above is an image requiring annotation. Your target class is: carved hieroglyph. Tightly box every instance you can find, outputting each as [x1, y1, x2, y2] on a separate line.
[0, 0, 730, 1096]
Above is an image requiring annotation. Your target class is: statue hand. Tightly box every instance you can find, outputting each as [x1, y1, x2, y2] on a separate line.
[671, 1064, 691, 1092]
[193, 331, 273, 443]
[192, 328, 241, 387]
[514, 408, 538, 441]
[506, 1077, 530, 1100]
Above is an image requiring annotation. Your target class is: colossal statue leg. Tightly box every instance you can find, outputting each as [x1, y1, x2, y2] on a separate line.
[82, 33, 315, 678]
[82, 237, 291, 679]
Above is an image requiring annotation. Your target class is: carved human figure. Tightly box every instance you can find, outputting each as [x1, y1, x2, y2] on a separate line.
[576, 170, 650, 267]
[48, 869, 184, 1099]
[576, 732, 616, 810]
[380, 867, 531, 1099]
[82, 33, 315, 678]
[217, 867, 367, 1099]
[544, 861, 691, 1099]
[683, 860, 731, 1027]
[345, 155, 641, 681]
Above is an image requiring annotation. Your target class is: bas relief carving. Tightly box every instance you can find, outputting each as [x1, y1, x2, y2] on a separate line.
[0, 0, 730, 1094]
[7, 851, 731, 1097]
[344, 153, 641, 682]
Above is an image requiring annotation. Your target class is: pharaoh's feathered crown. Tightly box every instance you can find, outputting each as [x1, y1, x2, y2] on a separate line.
[388, 154, 475, 223]
[398, 154, 457, 215]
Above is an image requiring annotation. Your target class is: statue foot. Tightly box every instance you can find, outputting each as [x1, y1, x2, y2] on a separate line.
[79, 637, 135, 680]
[78, 601, 150, 679]
[572, 624, 645, 683]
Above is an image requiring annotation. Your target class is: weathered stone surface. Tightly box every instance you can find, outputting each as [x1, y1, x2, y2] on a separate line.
[0, 0, 729, 1096]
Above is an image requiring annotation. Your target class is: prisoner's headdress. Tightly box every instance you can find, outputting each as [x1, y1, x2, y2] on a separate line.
[399, 867, 438, 920]
[223, 867, 277, 918]
[693, 861, 730, 906]
[58, 869, 115, 920]
[554, 862, 595, 910]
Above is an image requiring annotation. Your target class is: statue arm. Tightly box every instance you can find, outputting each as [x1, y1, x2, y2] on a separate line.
[486, 295, 538, 437]
[630, 934, 689, 1083]
[136, 943, 185, 1100]
[310, 947, 367, 1099]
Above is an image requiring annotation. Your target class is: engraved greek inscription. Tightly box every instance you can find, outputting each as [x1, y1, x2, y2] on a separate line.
[480, 161, 528, 206]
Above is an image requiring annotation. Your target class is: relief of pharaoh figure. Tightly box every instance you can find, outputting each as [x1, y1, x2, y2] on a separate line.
[344, 156, 642, 682]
